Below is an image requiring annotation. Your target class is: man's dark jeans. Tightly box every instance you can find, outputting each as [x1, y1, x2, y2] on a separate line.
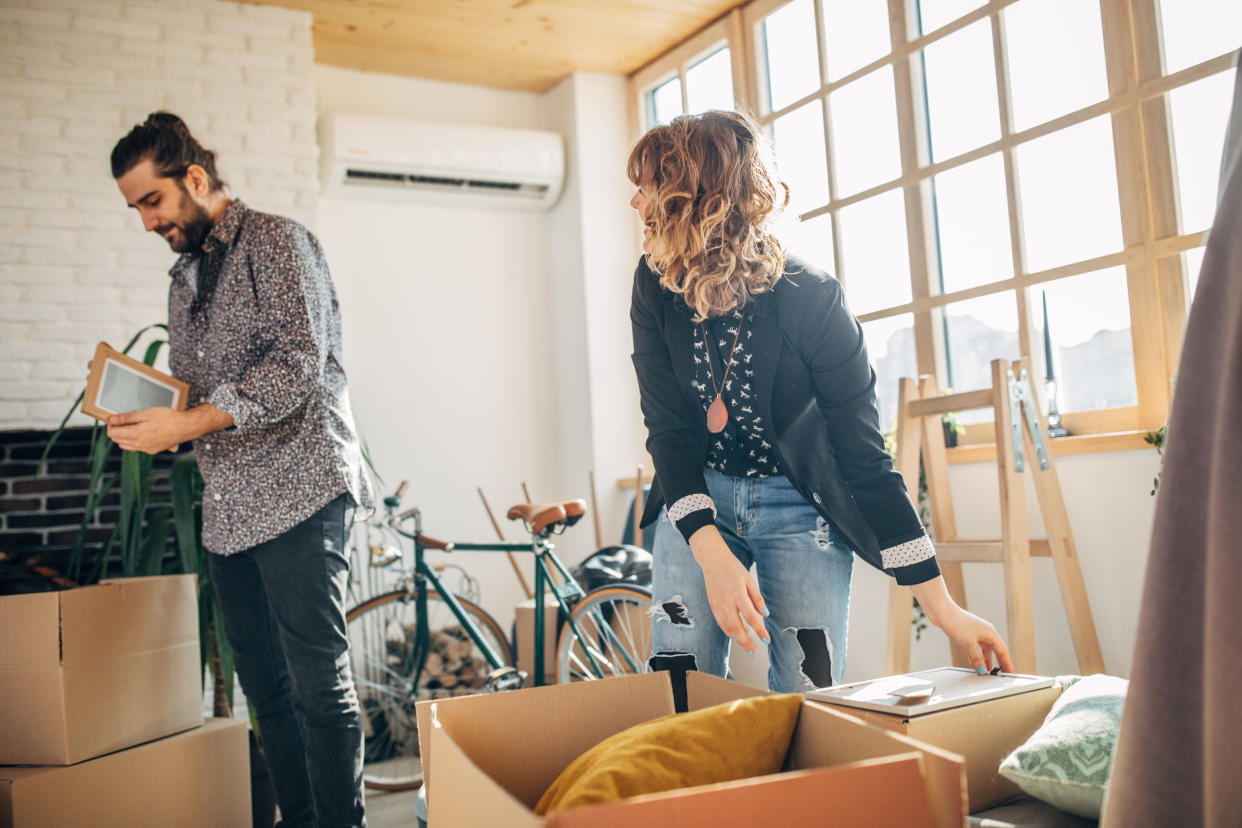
[209, 494, 365, 828]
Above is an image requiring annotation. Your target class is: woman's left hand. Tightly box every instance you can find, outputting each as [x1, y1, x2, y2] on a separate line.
[934, 605, 1014, 674]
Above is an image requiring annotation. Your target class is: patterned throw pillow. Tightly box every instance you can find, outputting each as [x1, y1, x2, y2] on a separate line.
[999, 674, 1128, 819]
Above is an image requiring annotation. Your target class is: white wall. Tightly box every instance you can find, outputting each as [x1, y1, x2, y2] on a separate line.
[315, 66, 645, 631]
[538, 73, 646, 556]
[0, 0, 318, 428]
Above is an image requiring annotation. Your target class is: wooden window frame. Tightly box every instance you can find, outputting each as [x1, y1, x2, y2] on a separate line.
[627, 0, 1239, 462]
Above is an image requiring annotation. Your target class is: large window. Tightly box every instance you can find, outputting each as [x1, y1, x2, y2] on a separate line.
[630, 0, 1241, 454]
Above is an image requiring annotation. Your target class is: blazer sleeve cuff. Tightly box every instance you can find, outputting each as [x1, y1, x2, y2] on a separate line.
[668, 493, 716, 543]
[883, 535, 940, 585]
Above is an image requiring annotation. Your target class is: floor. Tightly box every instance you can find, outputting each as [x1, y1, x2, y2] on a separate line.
[366, 787, 420, 826]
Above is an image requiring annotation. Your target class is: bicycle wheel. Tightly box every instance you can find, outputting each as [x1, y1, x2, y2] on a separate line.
[556, 583, 653, 683]
[346, 589, 512, 791]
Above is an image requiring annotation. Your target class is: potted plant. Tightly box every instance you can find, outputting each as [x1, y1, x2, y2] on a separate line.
[42, 326, 277, 827]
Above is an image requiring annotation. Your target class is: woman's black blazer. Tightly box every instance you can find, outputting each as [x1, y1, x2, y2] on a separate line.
[630, 254, 939, 585]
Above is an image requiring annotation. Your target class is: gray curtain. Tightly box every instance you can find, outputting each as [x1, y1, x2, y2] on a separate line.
[1101, 56, 1242, 828]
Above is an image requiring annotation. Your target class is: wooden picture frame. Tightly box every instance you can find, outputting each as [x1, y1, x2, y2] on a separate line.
[81, 342, 190, 422]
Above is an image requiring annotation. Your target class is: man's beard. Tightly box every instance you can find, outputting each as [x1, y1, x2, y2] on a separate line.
[158, 191, 214, 253]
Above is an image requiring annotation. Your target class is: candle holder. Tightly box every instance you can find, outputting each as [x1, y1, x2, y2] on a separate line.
[1041, 291, 1070, 438]
[1045, 377, 1070, 438]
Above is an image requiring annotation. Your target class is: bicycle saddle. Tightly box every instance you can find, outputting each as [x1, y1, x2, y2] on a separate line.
[507, 499, 587, 535]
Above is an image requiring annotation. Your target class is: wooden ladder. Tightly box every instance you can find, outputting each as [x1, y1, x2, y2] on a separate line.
[884, 357, 1105, 676]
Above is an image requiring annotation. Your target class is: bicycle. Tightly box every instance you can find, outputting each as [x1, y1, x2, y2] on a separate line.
[345, 482, 653, 791]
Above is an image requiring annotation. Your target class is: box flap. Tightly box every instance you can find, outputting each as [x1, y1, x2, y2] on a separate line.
[801, 701, 967, 828]
[419, 671, 674, 805]
[547, 753, 935, 828]
[683, 669, 770, 710]
[0, 591, 62, 670]
[62, 576, 198, 665]
[427, 707, 542, 827]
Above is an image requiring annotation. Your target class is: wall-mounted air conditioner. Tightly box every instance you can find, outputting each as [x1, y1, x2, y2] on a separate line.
[318, 112, 565, 210]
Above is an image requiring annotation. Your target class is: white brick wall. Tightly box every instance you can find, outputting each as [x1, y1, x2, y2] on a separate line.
[0, 0, 318, 429]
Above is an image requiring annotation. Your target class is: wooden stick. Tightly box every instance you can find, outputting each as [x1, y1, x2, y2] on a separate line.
[521, 482, 532, 503]
[587, 470, 603, 549]
[478, 487, 533, 600]
[633, 465, 645, 548]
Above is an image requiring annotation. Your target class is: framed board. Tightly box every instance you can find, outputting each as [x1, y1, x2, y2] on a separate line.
[806, 667, 1056, 717]
[81, 342, 190, 422]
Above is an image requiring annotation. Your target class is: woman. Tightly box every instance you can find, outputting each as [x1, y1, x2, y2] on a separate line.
[628, 110, 1012, 692]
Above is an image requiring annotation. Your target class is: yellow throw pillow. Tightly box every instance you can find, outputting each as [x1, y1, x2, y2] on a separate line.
[535, 693, 803, 815]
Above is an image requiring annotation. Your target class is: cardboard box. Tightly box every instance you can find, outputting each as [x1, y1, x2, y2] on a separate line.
[810, 673, 1062, 812]
[416, 671, 967, 827]
[514, 594, 561, 686]
[0, 717, 248, 828]
[0, 575, 203, 765]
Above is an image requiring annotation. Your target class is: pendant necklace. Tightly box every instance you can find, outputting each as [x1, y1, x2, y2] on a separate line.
[701, 317, 744, 434]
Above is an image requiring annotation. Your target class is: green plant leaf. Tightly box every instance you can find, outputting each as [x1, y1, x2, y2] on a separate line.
[171, 453, 203, 576]
[140, 507, 173, 576]
[141, 338, 166, 367]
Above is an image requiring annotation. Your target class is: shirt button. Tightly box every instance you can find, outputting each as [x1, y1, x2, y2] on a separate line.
[213, 493, 222, 501]
[812, 492, 823, 504]
[197, 350, 204, 358]
[203, 442, 211, 450]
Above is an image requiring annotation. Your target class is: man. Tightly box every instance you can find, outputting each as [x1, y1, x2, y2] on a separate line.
[110, 112, 373, 828]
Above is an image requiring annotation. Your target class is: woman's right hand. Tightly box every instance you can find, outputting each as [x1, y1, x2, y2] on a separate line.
[688, 526, 769, 656]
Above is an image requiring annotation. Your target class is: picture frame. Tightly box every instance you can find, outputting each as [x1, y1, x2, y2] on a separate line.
[81, 341, 190, 423]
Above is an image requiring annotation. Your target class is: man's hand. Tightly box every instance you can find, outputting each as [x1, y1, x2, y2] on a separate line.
[107, 404, 234, 454]
[688, 526, 769, 656]
[107, 407, 189, 454]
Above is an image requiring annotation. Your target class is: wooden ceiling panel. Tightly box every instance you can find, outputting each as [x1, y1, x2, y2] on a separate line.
[244, 0, 743, 92]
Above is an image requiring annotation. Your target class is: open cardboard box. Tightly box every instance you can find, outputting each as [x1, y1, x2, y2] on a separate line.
[416, 671, 967, 827]
[0, 717, 249, 828]
[808, 668, 1064, 812]
[0, 574, 203, 765]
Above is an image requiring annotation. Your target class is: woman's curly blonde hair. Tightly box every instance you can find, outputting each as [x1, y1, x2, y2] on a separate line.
[628, 110, 788, 321]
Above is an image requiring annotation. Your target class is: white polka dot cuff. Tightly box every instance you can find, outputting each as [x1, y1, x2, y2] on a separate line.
[881, 535, 936, 569]
[668, 493, 716, 525]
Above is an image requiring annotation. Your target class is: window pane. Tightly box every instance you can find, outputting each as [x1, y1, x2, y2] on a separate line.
[762, 0, 821, 113]
[648, 76, 683, 126]
[829, 68, 902, 196]
[1004, 0, 1109, 132]
[773, 101, 830, 218]
[934, 153, 1012, 293]
[837, 188, 911, 315]
[822, 0, 891, 82]
[784, 214, 836, 277]
[686, 47, 735, 114]
[917, 0, 986, 36]
[1037, 269, 1136, 413]
[1015, 116, 1123, 273]
[944, 292, 1019, 422]
[1158, 0, 1242, 75]
[863, 314, 917, 435]
[1168, 70, 1235, 234]
[923, 18, 1000, 162]
[1184, 246, 1206, 301]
